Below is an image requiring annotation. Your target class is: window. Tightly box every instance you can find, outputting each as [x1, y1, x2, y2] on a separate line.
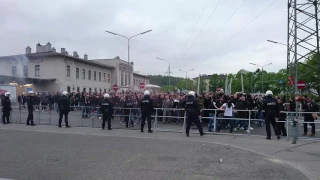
[94, 88, 97, 92]
[12, 66, 17, 76]
[104, 89, 106, 93]
[99, 89, 102, 94]
[77, 87, 80, 92]
[67, 86, 71, 93]
[88, 70, 91, 80]
[89, 88, 92, 93]
[108, 74, 110, 82]
[125, 74, 127, 85]
[94, 71, 96, 80]
[66, 65, 70, 77]
[103, 73, 106, 82]
[76, 68, 79, 79]
[83, 88, 86, 92]
[128, 74, 131, 85]
[35, 65, 40, 77]
[23, 66, 28, 77]
[82, 69, 85, 79]
[121, 72, 124, 86]
[99, 72, 101, 81]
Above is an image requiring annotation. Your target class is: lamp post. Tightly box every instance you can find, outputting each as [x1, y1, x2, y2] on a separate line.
[179, 69, 194, 90]
[250, 63, 272, 93]
[105, 30, 152, 64]
[156, 57, 171, 91]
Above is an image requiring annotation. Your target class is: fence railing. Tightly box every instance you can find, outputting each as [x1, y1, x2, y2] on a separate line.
[1, 105, 319, 142]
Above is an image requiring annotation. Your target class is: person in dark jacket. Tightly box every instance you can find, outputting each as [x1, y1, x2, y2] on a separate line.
[276, 98, 287, 136]
[26, 91, 36, 126]
[302, 97, 319, 137]
[123, 96, 134, 128]
[1, 92, 12, 124]
[100, 93, 113, 130]
[259, 90, 280, 140]
[235, 95, 248, 132]
[140, 90, 154, 133]
[180, 91, 204, 137]
[58, 91, 70, 128]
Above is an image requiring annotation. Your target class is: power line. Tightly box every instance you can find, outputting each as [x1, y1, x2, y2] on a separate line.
[187, 0, 246, 59]
[209, 0, 278, 59]
[181, 0, 221, 60]
[178, 0, 210, 56]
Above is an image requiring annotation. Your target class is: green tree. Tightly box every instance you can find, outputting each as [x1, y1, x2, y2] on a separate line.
[177, 79, 196, 91]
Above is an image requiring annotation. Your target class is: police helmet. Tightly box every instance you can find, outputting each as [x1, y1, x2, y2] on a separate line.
[188, 91, 195, 97]
[62, 91, 68, 96]
[265, 90, 273, 96]
[28, 91, 34, 94]
[144, 90, 150, 96]
[104, 93, 110, 99]
[5, 92, 10, 97]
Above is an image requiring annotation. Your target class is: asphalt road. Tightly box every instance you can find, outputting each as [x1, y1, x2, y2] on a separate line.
[0, 129, 309, 180]
[7, 108, 320, 139]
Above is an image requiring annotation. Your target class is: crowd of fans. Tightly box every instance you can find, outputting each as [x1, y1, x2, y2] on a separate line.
[7, 91, 302, 128]
[2, 89, 317, 135]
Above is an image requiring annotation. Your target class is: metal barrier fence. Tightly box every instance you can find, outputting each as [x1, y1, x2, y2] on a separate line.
[1, 105, 320, 142]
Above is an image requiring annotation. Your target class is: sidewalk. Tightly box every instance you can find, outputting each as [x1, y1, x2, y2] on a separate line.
[0, 124, 319, 180]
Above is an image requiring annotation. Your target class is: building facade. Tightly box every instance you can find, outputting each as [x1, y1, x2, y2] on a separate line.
[0, 42, 150, 95]
[0, 43, 114, 94]
[133, 72, 150, 91]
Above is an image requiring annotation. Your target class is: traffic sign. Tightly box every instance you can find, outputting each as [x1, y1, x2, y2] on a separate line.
[297, 80, 306, 89]
[278, 79, 284, 84]
[139, 82, 145, 89]
[112, 84, 118, 91]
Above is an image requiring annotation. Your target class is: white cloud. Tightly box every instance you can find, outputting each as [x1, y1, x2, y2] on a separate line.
[0, 0, 287, 78]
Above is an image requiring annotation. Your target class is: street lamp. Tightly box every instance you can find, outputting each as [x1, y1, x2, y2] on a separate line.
[267, 40, 287, 46]
[179, 69, 194, 90]
[156, 57, 171, 91]
[105, 29, 152, 64]
[250, 62, 272, 93]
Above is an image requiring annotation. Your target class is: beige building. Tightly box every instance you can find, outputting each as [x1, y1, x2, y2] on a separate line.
[133, 72, 150, 91]
[0, 42, 149, 94]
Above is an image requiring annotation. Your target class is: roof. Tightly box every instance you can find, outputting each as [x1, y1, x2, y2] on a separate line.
[0, 52, 115, 70]
[133, 72, 149, 78]
[0, 75, 56, 84]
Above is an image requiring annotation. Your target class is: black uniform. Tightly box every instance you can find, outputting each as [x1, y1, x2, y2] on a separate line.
[1, 96, 12, 124]
[302, 101, 319, 135]
[180, 95, 204, 137]
[58, 95, 70, 127]
[26, 96, 36, 126]
[100, 98, 113, 130]
[277, 102, 287, 136]
[123, 99, 134, 128]
[140, 95, 154, 132]
[259, 96, 280, 139]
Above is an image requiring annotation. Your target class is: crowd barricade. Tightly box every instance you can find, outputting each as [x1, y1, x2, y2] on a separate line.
[3, 105, 320, 143]
[153, 108, 186, 133]
[286, 111, 320, 142]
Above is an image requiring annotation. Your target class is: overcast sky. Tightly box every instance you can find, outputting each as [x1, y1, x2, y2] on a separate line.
[0, 0, 287, 78]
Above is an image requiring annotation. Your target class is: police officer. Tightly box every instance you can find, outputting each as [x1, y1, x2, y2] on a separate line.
[259, 90, 280, 140]
[26, 91, 36, 126]
[100, 93, 113, 130]
[140, 90, 154, 133]
[58, 91, 70, 128]
[180, 91, 205, 137]
[1, 92, 12, 124]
